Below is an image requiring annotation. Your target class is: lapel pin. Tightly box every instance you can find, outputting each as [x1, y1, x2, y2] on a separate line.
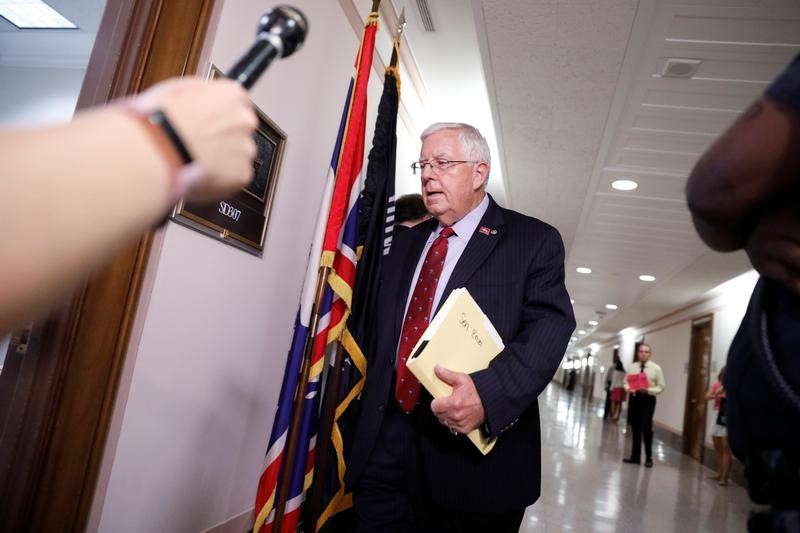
[479, 226, 492, 235]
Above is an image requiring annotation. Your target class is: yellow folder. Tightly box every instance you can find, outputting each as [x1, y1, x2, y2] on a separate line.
[405, 288, 504, 455]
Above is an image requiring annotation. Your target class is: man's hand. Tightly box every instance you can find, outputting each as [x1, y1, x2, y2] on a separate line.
[430, 365, 486, 434]
[746, 205, 800, 293]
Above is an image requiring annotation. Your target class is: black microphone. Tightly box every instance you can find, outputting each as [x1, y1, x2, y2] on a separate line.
[227, 6, 308, 89]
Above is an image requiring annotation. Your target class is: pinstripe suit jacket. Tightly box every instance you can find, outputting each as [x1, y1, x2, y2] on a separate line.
[346, 196, 576, 513]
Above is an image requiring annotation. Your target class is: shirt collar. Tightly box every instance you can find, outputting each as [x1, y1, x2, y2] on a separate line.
[435, 193, 489, 242]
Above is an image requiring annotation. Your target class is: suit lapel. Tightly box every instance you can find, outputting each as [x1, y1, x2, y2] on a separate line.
[437, 197, 506, 313]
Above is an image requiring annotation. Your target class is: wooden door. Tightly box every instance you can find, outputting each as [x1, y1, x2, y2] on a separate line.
[682, 316, 713, 460]
[0, 0, 215, 529]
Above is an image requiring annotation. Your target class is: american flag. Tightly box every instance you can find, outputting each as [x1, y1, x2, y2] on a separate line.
[252, 10, 379, 533]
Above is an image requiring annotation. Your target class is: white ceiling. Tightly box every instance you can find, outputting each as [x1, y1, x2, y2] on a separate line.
[390, 0, 800, 350]
[0, 0, 104, 68]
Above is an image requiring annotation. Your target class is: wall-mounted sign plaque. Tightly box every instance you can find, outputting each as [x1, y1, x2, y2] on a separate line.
[170, 64, 285, 256]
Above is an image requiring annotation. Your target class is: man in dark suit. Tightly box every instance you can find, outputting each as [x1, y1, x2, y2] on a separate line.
[346, 122, 575, 532]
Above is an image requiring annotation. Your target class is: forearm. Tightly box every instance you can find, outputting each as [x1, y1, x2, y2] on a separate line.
[472, 343, 564, 436]
[0, 108, 172, 330]
[472, 298, 575, 434]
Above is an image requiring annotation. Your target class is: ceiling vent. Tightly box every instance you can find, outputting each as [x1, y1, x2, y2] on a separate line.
[415, 0, 435, 32]
[661, 58, 701, 79]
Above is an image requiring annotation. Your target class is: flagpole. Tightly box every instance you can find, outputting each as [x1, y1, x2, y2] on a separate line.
[272, 265, 330, 533]
[305, 338, 344, 529]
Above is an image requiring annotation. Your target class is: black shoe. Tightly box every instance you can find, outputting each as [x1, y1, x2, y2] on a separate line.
[623, 457, 640, 465]
[644, 459, 653, 468]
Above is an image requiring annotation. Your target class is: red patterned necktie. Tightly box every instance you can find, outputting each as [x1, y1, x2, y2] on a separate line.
[395, 226, 456, 413]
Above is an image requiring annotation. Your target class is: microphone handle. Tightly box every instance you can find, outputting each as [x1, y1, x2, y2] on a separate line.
[227, 40, 279, 90]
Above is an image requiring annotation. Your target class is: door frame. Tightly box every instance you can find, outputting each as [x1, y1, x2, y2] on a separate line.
[0, 0, 215, 529]
[682, 315, 713, 461]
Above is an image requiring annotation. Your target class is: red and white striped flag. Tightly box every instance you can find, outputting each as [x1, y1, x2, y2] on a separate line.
[252, 8, 379, 533]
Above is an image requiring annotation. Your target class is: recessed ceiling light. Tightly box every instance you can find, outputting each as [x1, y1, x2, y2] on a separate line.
[639, 274, 656, 282]
[570, 336, 577, 341]
[0, 0, 77, 29]
[570, 299, 575, 304]
[578, 330, 586, 335]
[611, 179, 638, 191]
[588, 320, 598, 326]
[606, 304, 618, 310]
[576, 267, 592, 274]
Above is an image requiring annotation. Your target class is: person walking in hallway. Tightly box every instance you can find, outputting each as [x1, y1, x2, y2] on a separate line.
[706, 366, 731, 486]
[345, 122, 575, 532]
[608, 352, 627, 423]
[623, 343, 665, 468]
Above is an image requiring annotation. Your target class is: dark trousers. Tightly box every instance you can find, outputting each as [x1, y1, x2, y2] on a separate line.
[353, 398, 420, 533]
[628, 393, 656, 461]
[352, 398, 524, 533]
[423, 509, 525, 533]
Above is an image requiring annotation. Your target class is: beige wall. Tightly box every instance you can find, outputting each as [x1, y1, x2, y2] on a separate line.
[645, 321, 692, 433]
[89, 2, 409, 531]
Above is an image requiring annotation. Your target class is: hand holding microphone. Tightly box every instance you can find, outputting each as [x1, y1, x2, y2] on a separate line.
[0, 6, 309, 331]
[128, 5, 308, 203]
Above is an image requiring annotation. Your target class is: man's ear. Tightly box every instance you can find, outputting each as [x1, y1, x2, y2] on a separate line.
[472, 161, 489, 191]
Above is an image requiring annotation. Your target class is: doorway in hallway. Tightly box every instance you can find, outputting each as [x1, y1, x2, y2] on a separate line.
[683, 316, 713, 461]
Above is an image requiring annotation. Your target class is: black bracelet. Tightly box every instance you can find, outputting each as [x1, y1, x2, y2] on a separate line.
[146, 109, 193, 164]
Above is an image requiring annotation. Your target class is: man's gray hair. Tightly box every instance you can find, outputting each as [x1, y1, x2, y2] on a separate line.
[420, 122, 492, 173]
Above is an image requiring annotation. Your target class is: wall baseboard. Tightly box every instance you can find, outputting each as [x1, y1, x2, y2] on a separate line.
[203, 508, 253, 533]
[650, 421, 745, 488]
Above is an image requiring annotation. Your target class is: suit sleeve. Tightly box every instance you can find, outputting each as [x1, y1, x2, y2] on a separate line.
[470, 225, 576, 437]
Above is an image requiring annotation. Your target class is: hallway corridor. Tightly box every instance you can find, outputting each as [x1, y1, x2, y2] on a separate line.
[521, 385, 755, 532]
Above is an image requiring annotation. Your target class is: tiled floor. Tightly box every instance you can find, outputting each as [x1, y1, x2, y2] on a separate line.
[521, 385, 757, 532]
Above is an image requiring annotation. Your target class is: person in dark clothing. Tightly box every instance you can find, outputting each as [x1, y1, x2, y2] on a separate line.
[346, 122, 575, 532]
[686, 53, 800, 532]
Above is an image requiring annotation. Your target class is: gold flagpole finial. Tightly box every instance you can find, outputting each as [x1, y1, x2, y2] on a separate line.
[395, 7, 407, 38]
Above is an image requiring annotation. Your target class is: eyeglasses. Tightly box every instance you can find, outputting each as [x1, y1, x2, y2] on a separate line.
[410, 159, 478, 175]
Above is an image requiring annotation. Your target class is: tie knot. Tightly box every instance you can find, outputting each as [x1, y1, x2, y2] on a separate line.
[439, 227, 455, 239]
[640, 363, 646, 372]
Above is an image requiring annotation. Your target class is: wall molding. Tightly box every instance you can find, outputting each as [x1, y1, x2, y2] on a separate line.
[338, 0, 430, 142]
[203, 508, 253, 533]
